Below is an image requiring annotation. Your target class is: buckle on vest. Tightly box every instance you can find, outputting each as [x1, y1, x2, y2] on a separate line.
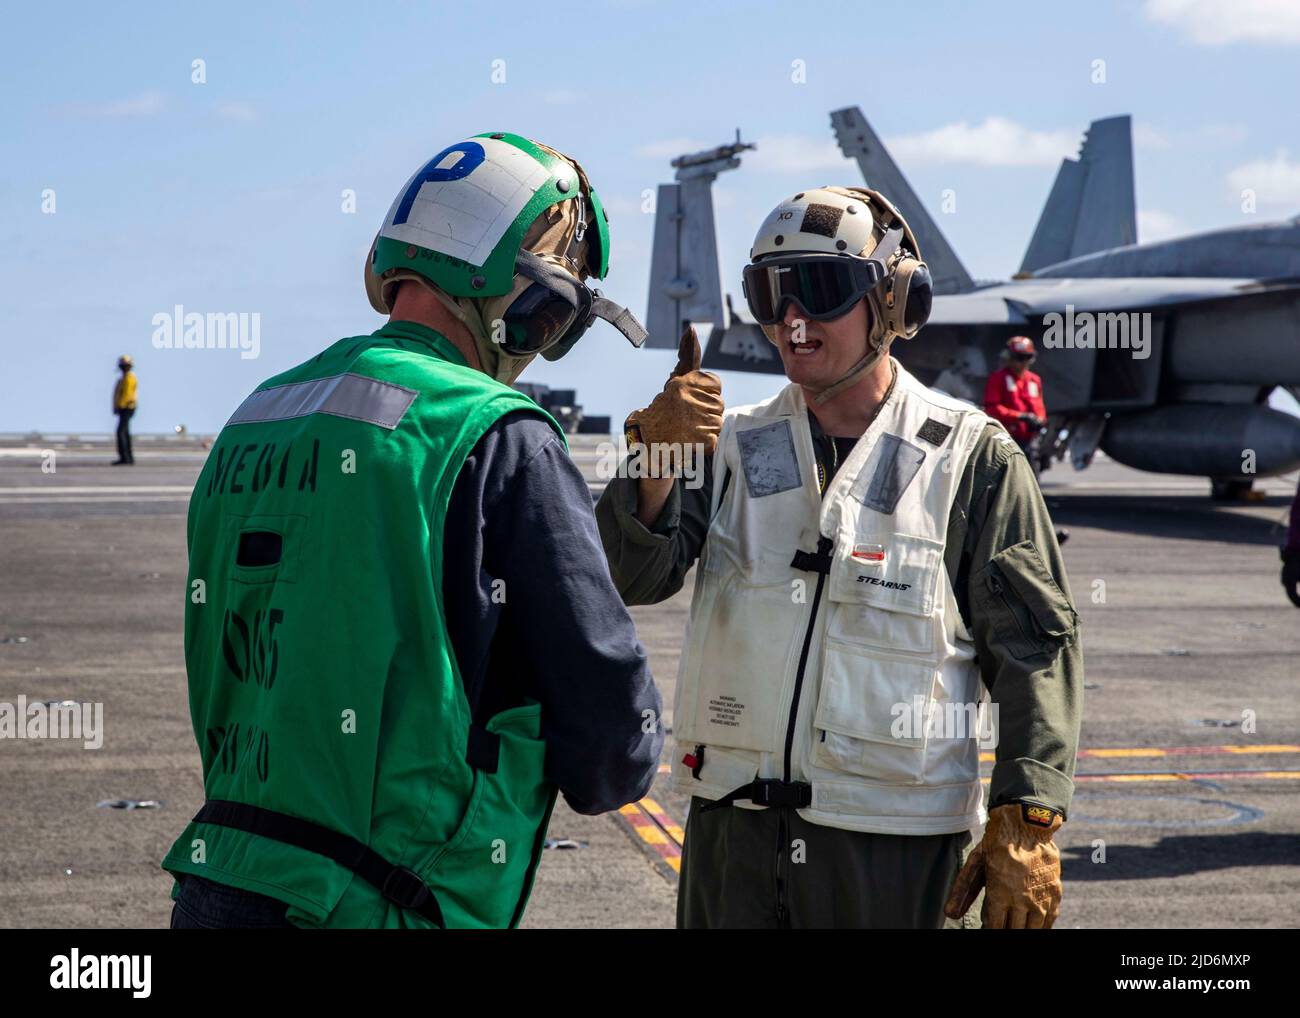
[790, 535, 834, 575]
[748, 779, 813, 808]
[382, 866, 433, 911]
[701, 778, 813, 812]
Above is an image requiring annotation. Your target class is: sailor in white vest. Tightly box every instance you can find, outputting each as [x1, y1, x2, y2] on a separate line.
[597, 187, 1083, 929]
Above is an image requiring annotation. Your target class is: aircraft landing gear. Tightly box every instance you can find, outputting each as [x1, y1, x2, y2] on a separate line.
[1209, 477, 1255, 501]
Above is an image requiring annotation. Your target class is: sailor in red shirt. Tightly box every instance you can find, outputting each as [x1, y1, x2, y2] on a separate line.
[984, 335, 1047, 448]
[984, 336, 1069, 545]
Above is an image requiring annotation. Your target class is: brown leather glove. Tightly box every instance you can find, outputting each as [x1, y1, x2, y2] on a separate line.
[624, 325, 723, 464]
[944, 802, 1064, 929]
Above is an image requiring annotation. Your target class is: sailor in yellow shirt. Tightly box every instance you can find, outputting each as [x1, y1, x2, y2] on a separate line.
[112, 355, 137, 465]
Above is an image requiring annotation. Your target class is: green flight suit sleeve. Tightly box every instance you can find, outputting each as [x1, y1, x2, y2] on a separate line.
[594, 452, 717, 606]
[944, 422, 1084, 819]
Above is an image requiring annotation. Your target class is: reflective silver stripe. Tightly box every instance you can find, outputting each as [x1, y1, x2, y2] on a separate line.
[227, 373, 418, 430]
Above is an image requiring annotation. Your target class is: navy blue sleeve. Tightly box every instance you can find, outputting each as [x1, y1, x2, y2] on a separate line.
[443, 410, 663, 815]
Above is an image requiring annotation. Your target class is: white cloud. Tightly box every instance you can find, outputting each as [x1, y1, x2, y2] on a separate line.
[1137, 209, 1188, 243]
[1146, 0, 1300, 45]
[214, 101, 257, 123]
[1107, 120, 1247, 153]
[883, 117, 1078, 168]
[66, 91, 165, 118]
[1133, 123, 1170, 150]
[1226, 151, 1300, 209]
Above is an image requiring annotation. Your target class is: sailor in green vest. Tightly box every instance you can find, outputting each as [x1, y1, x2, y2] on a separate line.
[163, 133, 662, 929]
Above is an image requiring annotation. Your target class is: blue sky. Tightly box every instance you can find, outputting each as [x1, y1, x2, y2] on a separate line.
[3, 0, 1298, 433]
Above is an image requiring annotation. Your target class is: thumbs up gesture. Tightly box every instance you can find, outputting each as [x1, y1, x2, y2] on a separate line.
[624, 325, 724, 457]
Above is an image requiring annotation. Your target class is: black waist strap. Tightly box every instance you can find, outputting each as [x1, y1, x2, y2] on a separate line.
[700, 778, 813, 812]
[193, 800, 445, 928]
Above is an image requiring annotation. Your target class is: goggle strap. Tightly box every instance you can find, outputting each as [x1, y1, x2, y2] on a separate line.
[516, 249, 646, 349]
[514, 249, 573, 292]
[866, 226, 903, 275]
[592, 295, 647, 348]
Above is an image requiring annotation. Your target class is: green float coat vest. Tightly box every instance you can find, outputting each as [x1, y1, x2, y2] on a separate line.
[162, 320, 562, 928]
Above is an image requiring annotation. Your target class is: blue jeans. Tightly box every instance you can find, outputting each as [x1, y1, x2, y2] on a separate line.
[170, 874, 298, 929]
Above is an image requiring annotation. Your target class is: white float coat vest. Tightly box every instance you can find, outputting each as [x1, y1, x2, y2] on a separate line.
[671, 359, 993, 835]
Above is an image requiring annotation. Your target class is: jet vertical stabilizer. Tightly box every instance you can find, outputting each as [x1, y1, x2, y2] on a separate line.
[1019, 115, 1136, 274]
[644, 132, 755, 349]
[830, 106, 975, 295]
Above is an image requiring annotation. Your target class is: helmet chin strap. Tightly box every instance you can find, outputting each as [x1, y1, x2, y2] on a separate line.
[806, 335, 893, 405]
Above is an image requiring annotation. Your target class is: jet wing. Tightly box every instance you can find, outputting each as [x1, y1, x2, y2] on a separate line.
[929, 277, 1297, 324]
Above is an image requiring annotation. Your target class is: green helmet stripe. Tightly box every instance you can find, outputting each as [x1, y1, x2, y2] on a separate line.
[587, 187, 611, 280]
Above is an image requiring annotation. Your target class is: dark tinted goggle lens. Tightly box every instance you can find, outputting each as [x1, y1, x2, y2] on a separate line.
[743, 259, 869, 325]
[500, 284, 581, 354]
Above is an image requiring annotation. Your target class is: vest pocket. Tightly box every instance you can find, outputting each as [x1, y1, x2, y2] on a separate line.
[826, 597, 936, 656]
[812, 640, 939, 783]
[828, 530, 944, 620]
[224, 511, 308, 586]
[816, 640, 939, 745]
[417, 704, 554, 929]
[824, 530, 943, 655]
[812, 530, 945, 783]
[973, 541, 1079, 660]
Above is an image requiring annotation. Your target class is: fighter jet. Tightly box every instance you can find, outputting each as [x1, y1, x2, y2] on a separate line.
[645, 109, 1300, 497]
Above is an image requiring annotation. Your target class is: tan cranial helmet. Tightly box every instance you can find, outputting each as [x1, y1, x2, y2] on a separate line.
[748, 185, 931, 403]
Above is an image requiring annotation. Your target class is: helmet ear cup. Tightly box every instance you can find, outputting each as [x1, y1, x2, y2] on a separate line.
[827, 186, 928, 341]
[890, 259, 932, 338]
